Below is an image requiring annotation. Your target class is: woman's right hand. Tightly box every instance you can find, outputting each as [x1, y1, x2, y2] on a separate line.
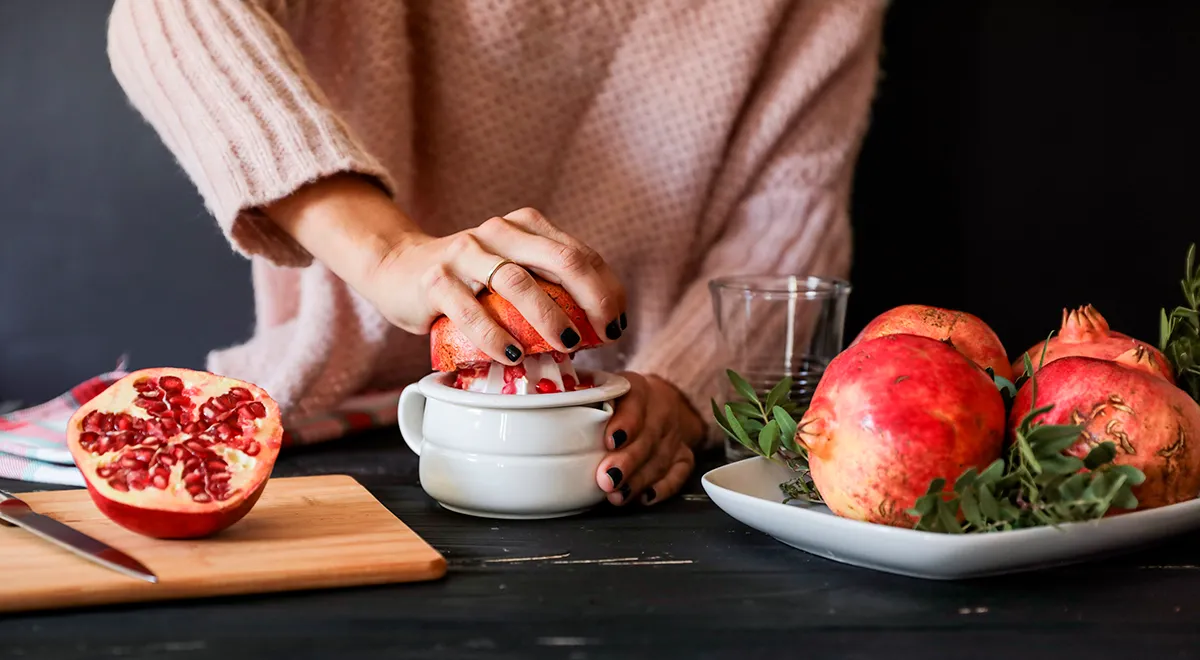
[264, 174, 627, 363]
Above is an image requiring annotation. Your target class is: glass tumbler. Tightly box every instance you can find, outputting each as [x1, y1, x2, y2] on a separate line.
[708, 275, 851, 462]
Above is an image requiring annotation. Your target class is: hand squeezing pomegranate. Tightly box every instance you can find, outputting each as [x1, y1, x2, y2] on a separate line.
[66, 367, 283, 539]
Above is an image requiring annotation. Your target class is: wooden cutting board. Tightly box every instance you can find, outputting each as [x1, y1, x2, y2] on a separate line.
[0, 474, 446, 613]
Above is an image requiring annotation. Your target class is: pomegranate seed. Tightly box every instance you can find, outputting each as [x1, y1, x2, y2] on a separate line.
[133, 449, 153, 462]
[535, 379, 558, 394]
[183, 422, 203, 435]
[210, 396, 229, 413]
[140, 388, 164, 401]
[100, 415, 114, 432]
[205, 459, 226, 471]
[160, 419, 178, 435]
[97, 436, 113, 454]
[178, 411, 193, 425]
[192, 492, 212, 503]
[184, 458, 200, 472]
[108, 478, 129, 492]
[159, 375, 184, 392]
[79, 431, 99, 446]
[159, 454, 176, 467]
[244, 441, 261, 456]
[184, 439, 207, 452]
[129, 477, 147, 491]
[116, 415, 132, 431]
[215, 490, 232, 502]
[96, 465, 115, 478]
[247, 402, 267, 419]
[120, 454, 140, 468]
[184, 472, 205, 485]
[168, 395, 191, 408]
[132, 377, 155, 392]
[200, 405, 216, 421]
[132, 417, 146, 430]
[82, 411, 102, 432]
[209, 471, 232, 483]
[563, 375, 577, 392]
[185, 481, 206, 494]
[501, 382, 517, 395]
[172, 446, 187, 460]
[215, 423, 237, 440]
[229, 387, 252, 402]
[145, 420, 164, 438]
[151, 473, 169, 489]
[552, 351, 567, 363]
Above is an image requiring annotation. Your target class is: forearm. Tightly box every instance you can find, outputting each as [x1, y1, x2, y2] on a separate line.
[260, 173, 426, 291]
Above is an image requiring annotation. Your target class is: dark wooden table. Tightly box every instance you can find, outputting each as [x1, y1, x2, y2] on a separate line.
[2, 428, 1199, 659]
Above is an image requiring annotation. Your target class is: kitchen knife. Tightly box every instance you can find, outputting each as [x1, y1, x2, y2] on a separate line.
[0, 489, 157, 583]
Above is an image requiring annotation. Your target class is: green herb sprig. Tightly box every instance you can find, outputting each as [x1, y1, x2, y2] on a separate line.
[710, 370, 820, 503]
[908, 352, 1146, 533]
[1159, 242, 1200, 402]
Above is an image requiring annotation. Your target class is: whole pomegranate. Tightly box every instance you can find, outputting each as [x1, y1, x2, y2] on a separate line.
[851, 304, 1013, 382]
[1008, 354, 1200, 510]
[1013, 304, 1173, 382]
[797, 334, 1006, 527]
[66, 367, 283, 539]
[430, 277, 603, 372]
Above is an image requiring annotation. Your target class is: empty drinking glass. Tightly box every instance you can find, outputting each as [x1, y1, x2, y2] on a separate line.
[709, 275, 851, 462]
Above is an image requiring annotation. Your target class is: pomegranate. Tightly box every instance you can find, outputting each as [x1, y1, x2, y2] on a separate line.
[1008, 354, 1200, 510]
[851, 304, 1013, 382]
[1013, 304, 1173, 382]
[66, 367, 283, 539]
[430, 277, 604, 372]
[797, 334, 1006, 527]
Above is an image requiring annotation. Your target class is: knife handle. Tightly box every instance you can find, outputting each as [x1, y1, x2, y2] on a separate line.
[0, 489, 16, 503]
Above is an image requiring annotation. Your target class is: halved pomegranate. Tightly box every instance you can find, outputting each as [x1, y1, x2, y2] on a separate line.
[65, 367, 283, 539]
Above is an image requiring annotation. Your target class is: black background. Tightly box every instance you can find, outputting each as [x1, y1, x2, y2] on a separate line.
[2, 0, 1197, 404]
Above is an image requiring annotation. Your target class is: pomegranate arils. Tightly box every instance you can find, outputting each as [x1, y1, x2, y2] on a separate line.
[245, 441, 261, 456]
[151, 473, 169, 489]
[247, 402, 266, 418]
[109, 478, 129, 492]
[159, 375, 184, 393]
[535, 378, 558, 394]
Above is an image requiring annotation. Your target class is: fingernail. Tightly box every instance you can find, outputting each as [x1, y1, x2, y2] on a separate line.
[619, 484, 631, 500]
[643, 486, 656, 504]
[504, 345, 522, 362]
[561, 327, 580, 349]
[619, 313, 627, 330]
[611, 429, 627, 449]
[605, 319, 622, 340]
[606, 467, 623, 488]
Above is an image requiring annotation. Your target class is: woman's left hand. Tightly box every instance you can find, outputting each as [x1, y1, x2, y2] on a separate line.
[595, 373, 707, 506]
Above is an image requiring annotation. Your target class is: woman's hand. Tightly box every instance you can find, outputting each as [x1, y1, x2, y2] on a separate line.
[596, 373, 707, 506]
[263, 173, 626, 362]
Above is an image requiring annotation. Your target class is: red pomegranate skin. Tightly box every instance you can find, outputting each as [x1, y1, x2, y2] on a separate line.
[430, 278, 603, 372]
[1008, 355, 1200, 510]
[1013, 304, 1173, 383]
[797, 334, 1006, 527]
[851, 304, 1013, 382]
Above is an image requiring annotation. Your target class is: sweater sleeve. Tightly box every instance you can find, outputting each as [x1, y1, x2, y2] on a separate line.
[624, 0, 886, 447]
[105, 0, 397, 267]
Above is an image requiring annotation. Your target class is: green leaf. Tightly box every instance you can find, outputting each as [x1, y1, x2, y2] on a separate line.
[1057, 472, 1089, 501]
[764, 377, 792, 417]
[727, 401, 760, 421]
[772, 407, 799, 443]
[960, 487, 984, 529]
[936, 498, 963, 534]
[993, 374, 1016, 397]
[977, 459, 1005, 485]
[727, 369, 759, 405]
[954, 467, 978, 493]
[1083, 441, 1118, 469]
[1038, 454, 1084, 476]
[1110, 463, 1147, 486]
[1028, 425, 1086, 457]
[724, 404, 756, 453]
[742, 418, 765, 435]
[759, 419, 781, 457]
[978, 484, 1001, 520]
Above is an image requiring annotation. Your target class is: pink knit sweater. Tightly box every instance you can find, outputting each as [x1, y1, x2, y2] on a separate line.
[105, 0, 885, 432]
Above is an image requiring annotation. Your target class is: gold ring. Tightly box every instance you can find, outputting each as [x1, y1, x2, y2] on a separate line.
[484, 258, 515, 293]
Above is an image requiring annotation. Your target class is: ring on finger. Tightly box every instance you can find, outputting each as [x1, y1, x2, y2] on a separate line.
[484, 258, 516, 294]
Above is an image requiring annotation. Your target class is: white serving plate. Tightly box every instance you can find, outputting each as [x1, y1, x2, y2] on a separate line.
[701, 457, 1200, 580]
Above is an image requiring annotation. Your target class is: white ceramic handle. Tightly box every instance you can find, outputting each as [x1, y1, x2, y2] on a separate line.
[398, 384, 426, 456]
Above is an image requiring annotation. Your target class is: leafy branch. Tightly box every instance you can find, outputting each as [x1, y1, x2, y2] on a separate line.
[908, 352, 1146, 533]
[710, 370, 820, 503]
[1159, 242, 1200, 402]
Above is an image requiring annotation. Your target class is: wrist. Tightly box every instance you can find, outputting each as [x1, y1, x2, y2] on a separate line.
[261, 172, 426, 287]
[649, 374, 707, 450]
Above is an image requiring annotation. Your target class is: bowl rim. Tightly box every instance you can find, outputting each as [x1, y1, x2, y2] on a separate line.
[413, 369, 631, 409]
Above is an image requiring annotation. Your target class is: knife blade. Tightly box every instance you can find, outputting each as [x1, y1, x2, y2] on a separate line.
[0, 490, 157, 583]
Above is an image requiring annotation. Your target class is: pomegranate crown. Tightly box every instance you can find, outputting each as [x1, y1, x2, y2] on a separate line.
[1059, 304, 1110, 342]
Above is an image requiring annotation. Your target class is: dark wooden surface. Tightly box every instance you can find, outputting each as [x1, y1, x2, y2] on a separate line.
[2, 429, 1199, 660]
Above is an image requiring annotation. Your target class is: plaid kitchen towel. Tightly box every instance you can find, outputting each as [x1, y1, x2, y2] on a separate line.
[0, 367, 400, 487]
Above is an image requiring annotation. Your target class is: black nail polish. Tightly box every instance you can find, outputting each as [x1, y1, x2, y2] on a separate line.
[612, 429, 627, 449]
[620, 484, 631, 499]
[606, 467, 623, 488]
[561, 327, 580, 349]
[605, 319, 622, 340]
[619, 312, 627, 330]
[644, 486, 656, 503]
[504, 345, 522, 362]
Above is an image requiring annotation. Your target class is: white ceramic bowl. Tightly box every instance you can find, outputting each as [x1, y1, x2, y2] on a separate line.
[398, 369, 631, 519]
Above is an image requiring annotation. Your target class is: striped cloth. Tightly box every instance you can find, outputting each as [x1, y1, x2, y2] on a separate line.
[0, 366, 400, 487]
